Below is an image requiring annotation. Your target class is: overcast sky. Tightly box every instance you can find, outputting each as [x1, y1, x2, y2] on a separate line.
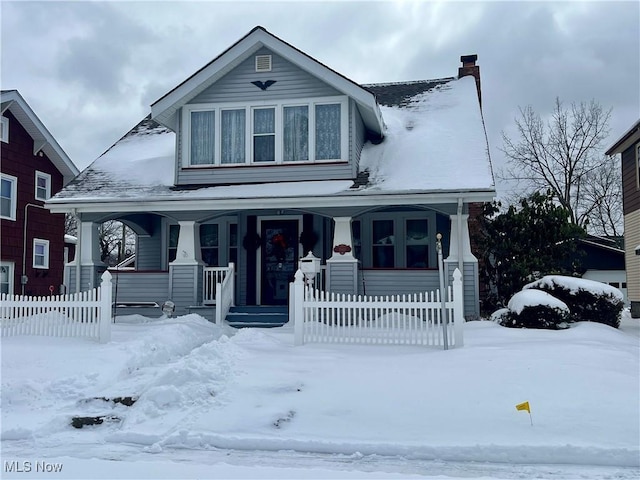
[1, 1, 638, 197]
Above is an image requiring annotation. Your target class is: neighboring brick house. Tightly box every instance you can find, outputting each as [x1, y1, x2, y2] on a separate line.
[606, 119, 640, 317]
[1, 90, 78, 296]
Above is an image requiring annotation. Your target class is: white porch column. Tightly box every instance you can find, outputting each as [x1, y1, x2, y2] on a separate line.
[445, 214, 476, 263]
[169, 220, 204, 316]
[326, 216, 358, 294]
[328, 216, 356, 261]
[444, 213, 479, 319]
[79, 221, 104, 266]
[170, 220, 203, 265]
[72, 221, 106, 292]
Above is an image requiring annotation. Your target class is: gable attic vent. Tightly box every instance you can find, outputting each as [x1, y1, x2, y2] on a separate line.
[255, 55, 272, 72]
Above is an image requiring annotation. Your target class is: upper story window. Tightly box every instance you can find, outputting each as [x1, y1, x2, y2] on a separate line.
[1, 173, 17, 221]
[33, 238, 50, 269]
[182, 96, 348, 167]
[35, 171, 51, 201]
[0, 116, 8, 143]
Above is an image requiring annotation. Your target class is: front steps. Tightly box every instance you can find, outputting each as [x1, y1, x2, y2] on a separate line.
[226, 306, 288, 328]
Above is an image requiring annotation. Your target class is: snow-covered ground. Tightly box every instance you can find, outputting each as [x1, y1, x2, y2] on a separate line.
[1, 311, 639, 479]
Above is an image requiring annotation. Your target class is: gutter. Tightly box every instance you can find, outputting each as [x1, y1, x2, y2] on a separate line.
[46, 189, 497, 214]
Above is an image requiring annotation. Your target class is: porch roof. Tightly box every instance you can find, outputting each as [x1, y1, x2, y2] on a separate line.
[48, 75, 495, 213]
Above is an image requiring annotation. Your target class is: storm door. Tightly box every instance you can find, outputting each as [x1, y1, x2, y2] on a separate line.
[260, 219, 299, 305]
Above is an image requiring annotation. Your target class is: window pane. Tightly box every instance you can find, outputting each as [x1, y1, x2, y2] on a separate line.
[315, 104, 341, 160]
[254, 136, 275, 162]
[254, 108, 275, 134]
[1, 178, 12, 198]
[1, 198, 10, 218]
[221, 109, 245, 164]
[352, 220, 361, 260]
[406, 219, 429, 268]
[200, 224, 219, 247]
[284, 106, 309, 161]
[373, 220, 394, 268]
[201, 248, 219, 266]
[169, 225, 180, 248]
[191, 111, 215, 165]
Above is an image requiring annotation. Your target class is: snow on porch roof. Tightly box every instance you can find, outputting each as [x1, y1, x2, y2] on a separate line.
[50, 76, 494, 208]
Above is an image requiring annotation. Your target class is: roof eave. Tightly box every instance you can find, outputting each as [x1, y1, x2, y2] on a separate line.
[150, 27, 384, 136]
[46, 188, 495, 214]
[605, 119, 640, 156]
[1, 90, 79, 183]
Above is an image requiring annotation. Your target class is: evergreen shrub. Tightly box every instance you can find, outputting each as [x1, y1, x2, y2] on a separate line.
[524, 276, 624, 328]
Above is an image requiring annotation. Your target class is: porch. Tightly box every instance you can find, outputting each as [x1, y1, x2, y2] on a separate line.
[64, 204, 481, 321]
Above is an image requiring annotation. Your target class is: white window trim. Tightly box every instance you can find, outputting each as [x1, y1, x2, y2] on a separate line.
[35, 170, 52, 201]
[182, 96, 348, 167]
[0, 116, 8, 143]
[1, 173, 17, 221]
[0, 261, 14, 295]
[33, 238, 50, 269]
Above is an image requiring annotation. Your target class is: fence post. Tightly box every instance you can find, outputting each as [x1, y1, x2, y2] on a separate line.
[293, 269, 304, 346]
[99, 270, 112, 343]
[452, 268, 464, 347]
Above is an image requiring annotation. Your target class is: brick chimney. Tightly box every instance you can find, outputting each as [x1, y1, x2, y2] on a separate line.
[458, 54, 481, 107]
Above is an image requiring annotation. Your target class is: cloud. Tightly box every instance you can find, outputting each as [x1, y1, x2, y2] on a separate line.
[1, 0, 637, 181]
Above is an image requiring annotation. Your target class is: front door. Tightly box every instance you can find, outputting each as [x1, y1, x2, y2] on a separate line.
[260, 219, 299, 305]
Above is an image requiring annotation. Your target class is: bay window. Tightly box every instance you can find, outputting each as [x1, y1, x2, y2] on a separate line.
[183, 96, 347, 166]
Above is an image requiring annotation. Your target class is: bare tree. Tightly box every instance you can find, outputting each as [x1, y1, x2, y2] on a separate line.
[98, 221, 136, 265]
[500, 98, 620, 234]
[581, 159, 623, 238]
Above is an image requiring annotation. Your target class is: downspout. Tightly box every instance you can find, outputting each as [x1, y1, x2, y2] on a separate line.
[22, 203, 47, 295]
[457, 198, 464, 276]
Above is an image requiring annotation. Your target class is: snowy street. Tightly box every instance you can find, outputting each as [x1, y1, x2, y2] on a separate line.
[2, 313, 639, 479]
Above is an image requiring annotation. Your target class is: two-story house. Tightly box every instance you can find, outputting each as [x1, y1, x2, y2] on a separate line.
[47, 26, 495, 322]
[606, 119, 640, 318]
[1, 90, 79, 296]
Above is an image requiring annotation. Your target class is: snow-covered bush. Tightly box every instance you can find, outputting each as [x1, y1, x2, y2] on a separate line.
[523, 275, 624, 328]
[496, 290, 571, 330]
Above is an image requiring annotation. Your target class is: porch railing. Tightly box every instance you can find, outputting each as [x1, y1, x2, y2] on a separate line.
[291, 268, 464, 348]
[203, 266, 233, 305]
[214, 263, 235, 325]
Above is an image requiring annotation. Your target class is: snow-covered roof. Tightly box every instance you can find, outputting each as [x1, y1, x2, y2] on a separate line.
[1, 90, 79, 185]
[49, 75, 494, 211]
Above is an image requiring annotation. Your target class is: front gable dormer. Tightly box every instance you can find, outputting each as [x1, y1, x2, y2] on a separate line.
[150, 27, 383, 187]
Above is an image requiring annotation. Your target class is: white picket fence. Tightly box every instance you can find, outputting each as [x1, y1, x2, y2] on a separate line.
[0, 271, 112, 343]
[291, 268, 464, 348]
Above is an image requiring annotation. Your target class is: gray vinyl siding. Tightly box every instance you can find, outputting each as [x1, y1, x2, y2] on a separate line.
[352, 99, 366, 174]
[360, 270, 440, 296]
[169, 264, 203, 316]
[189, 47, 341, 104]
[137, 234, 163, 270]
[445, 261, 479, 319]
[176, 47, 355, 186]
[64, 265, 106, 293]
[177, 162, 355, 186]
[327, 262, 358, 294]
[111, 272, 169, 304]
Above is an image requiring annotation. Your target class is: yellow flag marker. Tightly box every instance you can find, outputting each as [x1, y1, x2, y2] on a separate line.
[516, 401, 533, 425]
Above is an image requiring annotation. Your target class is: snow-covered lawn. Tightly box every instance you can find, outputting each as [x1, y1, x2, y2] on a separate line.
[1, 312, 639, 479]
